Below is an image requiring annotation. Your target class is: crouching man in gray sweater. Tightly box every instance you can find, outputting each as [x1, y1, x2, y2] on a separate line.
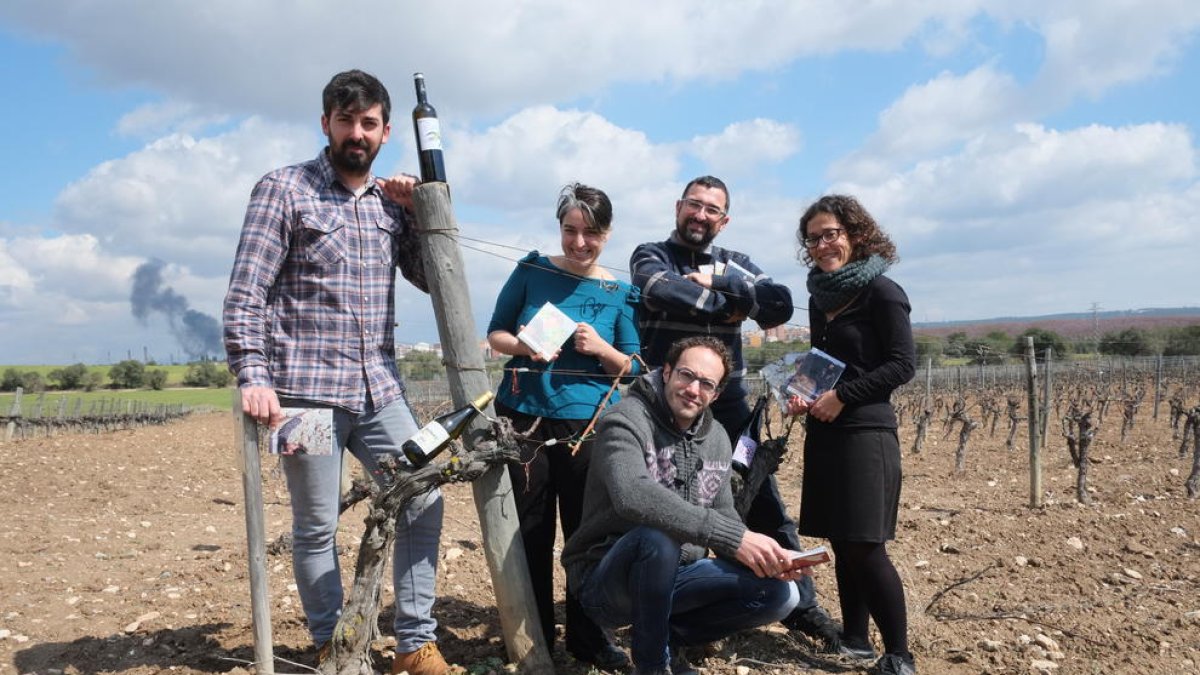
[561, 336, 801, 675]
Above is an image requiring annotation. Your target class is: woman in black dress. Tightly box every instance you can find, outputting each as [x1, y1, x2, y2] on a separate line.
[788, 195, 917, 675]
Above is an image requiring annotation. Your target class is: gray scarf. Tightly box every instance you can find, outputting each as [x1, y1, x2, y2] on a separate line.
[807, 255, 889, 312]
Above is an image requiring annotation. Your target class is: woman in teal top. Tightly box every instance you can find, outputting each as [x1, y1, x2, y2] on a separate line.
[487, 183, 639, 670]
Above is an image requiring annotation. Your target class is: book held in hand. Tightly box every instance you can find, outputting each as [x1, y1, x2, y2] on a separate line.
[270, 408, 335, 455]
[784, 545, 831, 572]
[785, 347, 847, 403]
[517, 301, 578, 361]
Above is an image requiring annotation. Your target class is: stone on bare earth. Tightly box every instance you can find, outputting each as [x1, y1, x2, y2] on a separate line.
[1065, 536, 1084, 551]
[1183, 610, 1200, 624]
[979, 639, 1003, 652]
[736, 666, 751, 675]
[444, 546, 464, 561]
[122, 610, 162, 634]
[1123, 568, 1143, 580]
[1124, 540, 1154, 557]
[947, 650, 972, 664]
[1014, 555, 1028, 567]
[1031, 659, 1059, 673]
[1034, 634, 1061, 653]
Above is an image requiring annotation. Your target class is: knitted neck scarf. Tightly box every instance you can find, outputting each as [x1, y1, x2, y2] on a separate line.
[807, 255, 889, 312]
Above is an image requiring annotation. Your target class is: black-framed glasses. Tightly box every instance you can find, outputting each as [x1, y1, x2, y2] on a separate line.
[803, 227, 845, 248]
[680, 197, 727, 219]
[672, 366, 720, 395]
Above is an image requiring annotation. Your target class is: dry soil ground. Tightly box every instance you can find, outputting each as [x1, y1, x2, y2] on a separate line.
[1, 401, 1198, 674]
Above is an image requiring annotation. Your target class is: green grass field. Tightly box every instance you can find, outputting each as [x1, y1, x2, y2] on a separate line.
[0, 386, 233, 413]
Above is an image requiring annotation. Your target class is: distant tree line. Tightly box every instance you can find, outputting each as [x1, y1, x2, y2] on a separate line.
[740, 323, 1200, 370]
[914, 323, 1200, 366]
[0, 359, 233, 394]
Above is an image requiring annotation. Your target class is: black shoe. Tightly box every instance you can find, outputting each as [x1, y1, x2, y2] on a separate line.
[872, 653, 916, 675]
[569, 643, 630, 670]
[836, 635, 877, 664]
[782, 605, 843, 650]
[668, 645, 699, 675]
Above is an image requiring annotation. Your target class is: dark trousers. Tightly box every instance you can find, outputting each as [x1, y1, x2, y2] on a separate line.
[497, 401, 610, 655]
[710, 389, 818, 612]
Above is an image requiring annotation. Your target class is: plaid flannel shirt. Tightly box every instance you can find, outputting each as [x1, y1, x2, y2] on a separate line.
[223, 150, 428, 413]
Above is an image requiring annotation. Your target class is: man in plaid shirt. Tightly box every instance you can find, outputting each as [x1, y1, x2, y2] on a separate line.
[223, 70, 449, 675]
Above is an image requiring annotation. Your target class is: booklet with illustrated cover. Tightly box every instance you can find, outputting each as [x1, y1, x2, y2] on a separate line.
[517, 301, 578, 361]
[270, 408, 335, 455]
[783, 545, 831, 572]
[759, 348, 847, 411]
[785, 347, 846, 403]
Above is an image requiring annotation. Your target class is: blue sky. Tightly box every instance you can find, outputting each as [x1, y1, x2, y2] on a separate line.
[1, 1, 1198, 365]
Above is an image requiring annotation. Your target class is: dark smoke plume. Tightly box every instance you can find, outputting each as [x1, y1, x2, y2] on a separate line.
[130, 260, 223, 360]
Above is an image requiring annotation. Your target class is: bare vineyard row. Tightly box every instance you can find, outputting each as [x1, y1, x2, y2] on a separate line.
[2, 388, 190, 441]
[889, 353, 1200, 501]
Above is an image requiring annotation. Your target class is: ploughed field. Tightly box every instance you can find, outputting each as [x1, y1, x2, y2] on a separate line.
[1, 400, 1197, 674]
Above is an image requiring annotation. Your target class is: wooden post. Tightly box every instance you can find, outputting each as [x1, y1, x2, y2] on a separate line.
[4, 387, 22, 442]
[1025, 337, 1041, 508]
[1153, 353, 1163, 421]
[1040, 347, 1052, 446]
[232, 389, 275, 674]
[411, 182, 553, 673]
[924, 357, 932, 404]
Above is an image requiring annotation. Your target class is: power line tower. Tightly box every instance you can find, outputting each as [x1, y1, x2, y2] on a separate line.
[1090, 302, 1102, 351]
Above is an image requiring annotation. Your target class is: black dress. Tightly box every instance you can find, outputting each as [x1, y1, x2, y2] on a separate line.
[797, 274, 916, 542]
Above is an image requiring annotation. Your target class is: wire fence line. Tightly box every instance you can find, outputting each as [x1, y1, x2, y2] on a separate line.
[906, 354, 1198, 391]
[2, 387, 193, 441]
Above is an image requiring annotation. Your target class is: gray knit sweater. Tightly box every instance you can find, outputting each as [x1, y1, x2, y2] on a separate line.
[561, 370, 747, 590]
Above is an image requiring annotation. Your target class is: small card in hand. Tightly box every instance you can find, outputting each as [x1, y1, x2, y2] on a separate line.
[783, 545, 831, 572]
[270, 408, 335, 455]
[517, 301, 577, 361]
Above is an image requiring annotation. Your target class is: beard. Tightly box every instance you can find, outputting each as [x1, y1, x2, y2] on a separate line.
[675, 216, 718, 247]
[328, 136, 379, 175]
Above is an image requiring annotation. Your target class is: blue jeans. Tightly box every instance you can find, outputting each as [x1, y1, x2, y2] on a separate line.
[577, 526, 798, 671]
[279, 396, 444, 651]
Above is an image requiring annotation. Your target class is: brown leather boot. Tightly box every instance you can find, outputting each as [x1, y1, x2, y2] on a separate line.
[391, 642, 450, 675]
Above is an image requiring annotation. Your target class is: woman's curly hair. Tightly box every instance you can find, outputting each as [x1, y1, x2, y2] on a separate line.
[797, 194, 898, 267]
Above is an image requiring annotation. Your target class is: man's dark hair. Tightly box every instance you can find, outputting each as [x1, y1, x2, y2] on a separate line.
[664, 336, 732, 390]
[322, 70, 391, 124]
[681, 175, 731, 214]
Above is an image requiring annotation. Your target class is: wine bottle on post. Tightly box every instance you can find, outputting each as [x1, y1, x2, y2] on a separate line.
[402, 391, 494, 467]
[731, 394, 767, 475]
[411, 72, 448, 183]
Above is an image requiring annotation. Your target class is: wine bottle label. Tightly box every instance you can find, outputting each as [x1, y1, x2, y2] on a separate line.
[408, 423, 450, 455]
[732, 434, 757, 468]
[416, 118, 443, 150]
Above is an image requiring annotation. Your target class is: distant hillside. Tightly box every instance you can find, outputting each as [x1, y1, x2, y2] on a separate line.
[914, 306, 1200, 339]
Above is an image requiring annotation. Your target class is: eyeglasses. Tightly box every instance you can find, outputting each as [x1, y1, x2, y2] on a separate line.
[680, 198, 727, 219]
[671, 366, 720, 395]
[802, 227, 845, 248]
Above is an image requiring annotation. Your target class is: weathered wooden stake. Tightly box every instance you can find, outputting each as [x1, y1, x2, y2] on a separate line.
[233, 389, 275, 674]
[4, 387, 22, 442]
[411, 182, 553, 673]
[1153, 353, 1163, 421]
[1040, 347, 1052, 446]
[1025, 337, 1041, 508]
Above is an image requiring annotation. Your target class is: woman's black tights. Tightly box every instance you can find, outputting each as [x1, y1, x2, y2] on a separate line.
[830, 539, 909, 656]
